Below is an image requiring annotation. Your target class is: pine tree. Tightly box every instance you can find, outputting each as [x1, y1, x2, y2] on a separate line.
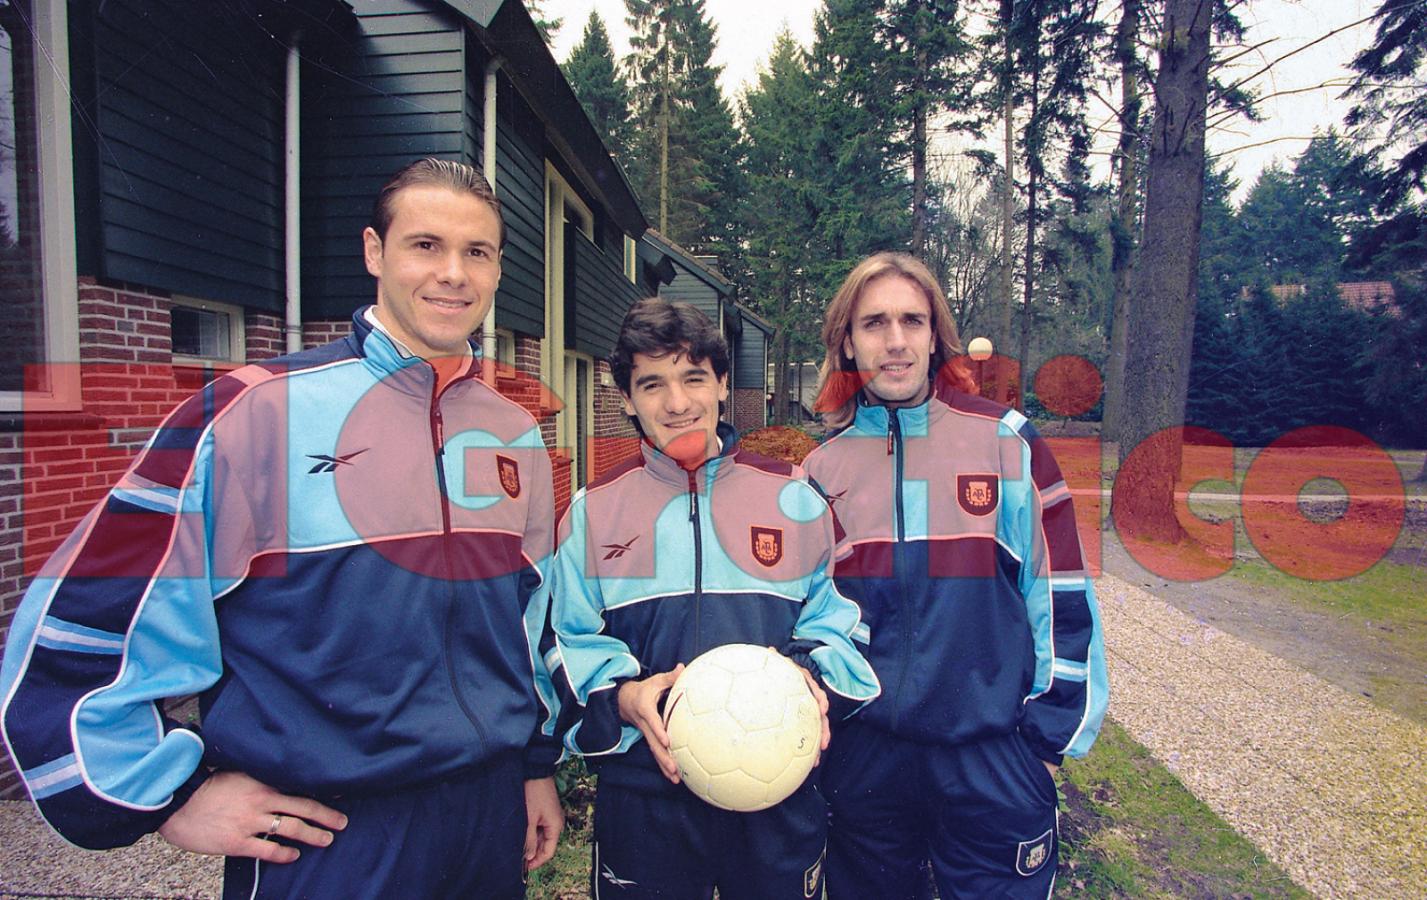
[563, 11, 634, 164]
[523, 0, 561, 45]
[740, 31, 821, 424]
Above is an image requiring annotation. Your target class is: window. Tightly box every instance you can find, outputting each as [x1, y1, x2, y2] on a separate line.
[494, 328, 515, 368]
[170, 297, 245, 364]
[623, 235, 637, 284]
[0, 0, 77, 411]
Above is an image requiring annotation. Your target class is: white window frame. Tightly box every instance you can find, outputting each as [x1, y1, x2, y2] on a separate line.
[623, 235, 637, 283]
[170, 296, 246, 367]
[493, 327, 515, 368]
[0, 0, 78, 412]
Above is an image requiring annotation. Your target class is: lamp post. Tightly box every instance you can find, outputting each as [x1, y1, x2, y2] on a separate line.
[967, 336, 993, 396]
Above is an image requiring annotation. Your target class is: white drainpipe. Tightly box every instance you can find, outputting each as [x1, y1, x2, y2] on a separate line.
[284, 40, 302, 354]
[482, 58, 502, 382]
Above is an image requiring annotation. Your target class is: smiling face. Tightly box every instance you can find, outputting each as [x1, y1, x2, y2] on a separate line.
[362, 184, 502, 360]
[621, 347, 729, 468]
[842, 274, 935, 409]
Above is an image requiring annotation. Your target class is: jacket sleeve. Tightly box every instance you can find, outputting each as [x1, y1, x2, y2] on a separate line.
[547, 493, 645, 758]
[0, 386, 234, 849]
[1006, 416, 1109, 764]
[520, 431, 563, 779]
[779, 480, 881, 721]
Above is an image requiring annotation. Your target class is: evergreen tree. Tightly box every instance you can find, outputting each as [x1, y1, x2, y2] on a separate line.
[804, 0, 910, 292]
[563, 11, 634, 164]
[624, 0, 742, 253]
[523, 0, 561, 45]
[740, 31, 821, 424]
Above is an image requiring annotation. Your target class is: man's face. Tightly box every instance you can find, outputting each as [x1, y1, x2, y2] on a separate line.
[842, 274, 935, 408]
[621, 348, 729, 468]
[362, 185, 502, 360]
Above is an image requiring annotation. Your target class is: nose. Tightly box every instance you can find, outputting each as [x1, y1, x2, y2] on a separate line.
[665, 381, 691, 414]
[885, 320, 909, 351]
[437, 249, 467, 286]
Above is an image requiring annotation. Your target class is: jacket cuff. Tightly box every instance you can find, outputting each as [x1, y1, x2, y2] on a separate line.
[153, 764, 213, 831]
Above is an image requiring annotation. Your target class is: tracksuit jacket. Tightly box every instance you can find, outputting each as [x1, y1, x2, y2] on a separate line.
[550, 424, 881, 791]
[802, 392, 1107, 764]
[0, 309, 560, 849]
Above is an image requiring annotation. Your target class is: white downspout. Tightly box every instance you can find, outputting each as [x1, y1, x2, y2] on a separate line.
[481, 58, 502, 383]
[284, 40, 302, 354]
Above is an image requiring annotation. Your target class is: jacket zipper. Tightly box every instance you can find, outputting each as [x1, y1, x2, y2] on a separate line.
[889, 410, 910, 731]
[688, 469, 704, 653]
[431, 375, 489, 749]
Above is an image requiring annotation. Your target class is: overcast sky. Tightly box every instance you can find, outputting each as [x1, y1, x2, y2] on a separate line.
[547, 0, 1380, 203]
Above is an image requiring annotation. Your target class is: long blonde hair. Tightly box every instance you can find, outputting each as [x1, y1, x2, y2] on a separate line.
[813, 252, 971, 429]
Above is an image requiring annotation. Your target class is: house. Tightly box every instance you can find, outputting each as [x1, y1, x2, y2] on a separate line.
[1244, 281, 1399, 316]
[641, 230, 770, 433]
[0, 0, 679, 796]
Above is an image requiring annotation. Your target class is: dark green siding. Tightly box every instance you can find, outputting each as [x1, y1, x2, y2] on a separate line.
[90, 0, 287, 309]
[735, 318, 769, 390]
[570, 232, 641, 360]
[491, 73, 546, 337]
[659, 263, 722, 323]
[301, 0, 468, 318]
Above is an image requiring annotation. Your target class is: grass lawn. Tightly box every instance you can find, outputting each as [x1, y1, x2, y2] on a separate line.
[1055, 721, 1307, 899]
[526, 723, 1305, 899]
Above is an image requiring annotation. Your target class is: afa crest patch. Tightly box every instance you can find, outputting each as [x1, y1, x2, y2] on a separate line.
[751, 525, 784, 567]
[956, 473, 999, 516]
[1015, 827, 1054, 876]
[497, 455, 521, 499]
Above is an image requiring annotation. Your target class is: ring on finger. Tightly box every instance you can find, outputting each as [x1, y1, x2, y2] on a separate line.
[263, 814, 283, 840]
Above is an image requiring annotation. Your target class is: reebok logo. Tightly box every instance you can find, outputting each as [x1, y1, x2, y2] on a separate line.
[306, 449, 368, 474]
[602, 536, 639, 560]
[600, 863, 637, 887]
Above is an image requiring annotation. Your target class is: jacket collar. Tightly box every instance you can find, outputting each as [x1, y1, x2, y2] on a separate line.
[348, 306, 483, 396]
[850, 394, 941, 438]
[638, 420, 740, 488]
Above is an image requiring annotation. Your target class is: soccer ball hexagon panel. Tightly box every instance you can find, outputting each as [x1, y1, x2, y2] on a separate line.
[662, 643, 820, 812]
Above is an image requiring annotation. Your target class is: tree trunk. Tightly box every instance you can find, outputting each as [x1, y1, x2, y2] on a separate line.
[1101, 0, 1142, 443]
[659, 48, 670, 235]
[771, 328, 789, 426]
[1018, 59, 1039, 414]
[1114, 0, 1212, 544]
[911, 37, 929, 258]
[998, 84, 1015, 405]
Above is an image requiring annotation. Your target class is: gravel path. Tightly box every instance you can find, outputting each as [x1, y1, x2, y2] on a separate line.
[3, 575, 1423, 898]
[0, 802, 220, 898]
[1098, 573, 1427, 898]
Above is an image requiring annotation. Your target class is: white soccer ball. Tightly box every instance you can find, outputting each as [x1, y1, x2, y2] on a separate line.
[662, 643, 821, 812]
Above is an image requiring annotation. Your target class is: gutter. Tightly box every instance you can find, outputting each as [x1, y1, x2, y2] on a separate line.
[482, 56, 501, 383]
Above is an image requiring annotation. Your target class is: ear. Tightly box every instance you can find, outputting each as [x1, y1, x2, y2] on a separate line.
[842, 334, 854, 361]
[362, 227, 384, 279]
[620, 391, 636, 417]
[717, 373, 730, 402]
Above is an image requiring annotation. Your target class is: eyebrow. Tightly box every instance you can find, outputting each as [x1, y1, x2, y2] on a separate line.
[401, 232, 498, 250]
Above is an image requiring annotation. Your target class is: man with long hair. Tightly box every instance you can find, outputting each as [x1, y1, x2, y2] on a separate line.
[804, 252, 1108, 898]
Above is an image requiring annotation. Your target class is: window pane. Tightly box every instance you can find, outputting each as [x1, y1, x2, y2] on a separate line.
[172, 305, 231, 359]
[0, 1, 46, 392]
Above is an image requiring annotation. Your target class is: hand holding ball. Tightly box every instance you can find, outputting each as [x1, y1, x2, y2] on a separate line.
[660, 644, 822, 812]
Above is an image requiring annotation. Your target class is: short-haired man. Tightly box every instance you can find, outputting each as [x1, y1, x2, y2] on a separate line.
[803, 252, 1108, 898]
[1, 158, 563, 898]
[549, 298, 880, 898]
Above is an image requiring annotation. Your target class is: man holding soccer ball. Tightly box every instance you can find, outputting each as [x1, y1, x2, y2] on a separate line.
[802, 252, 1109, 898]
[549, 298, 880, 898]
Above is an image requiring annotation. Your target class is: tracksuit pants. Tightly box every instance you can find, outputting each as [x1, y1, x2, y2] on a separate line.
[822, 721, 1059, 899]
[590, 777, 827, 899]
[221, 754, 527, 900]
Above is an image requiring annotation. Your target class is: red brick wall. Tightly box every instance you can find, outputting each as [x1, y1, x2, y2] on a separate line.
[303, 318, 349, 349]
[246, 311, 286, 360]
[593, 360, 639, 480]
[731, 387, 766, 434]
